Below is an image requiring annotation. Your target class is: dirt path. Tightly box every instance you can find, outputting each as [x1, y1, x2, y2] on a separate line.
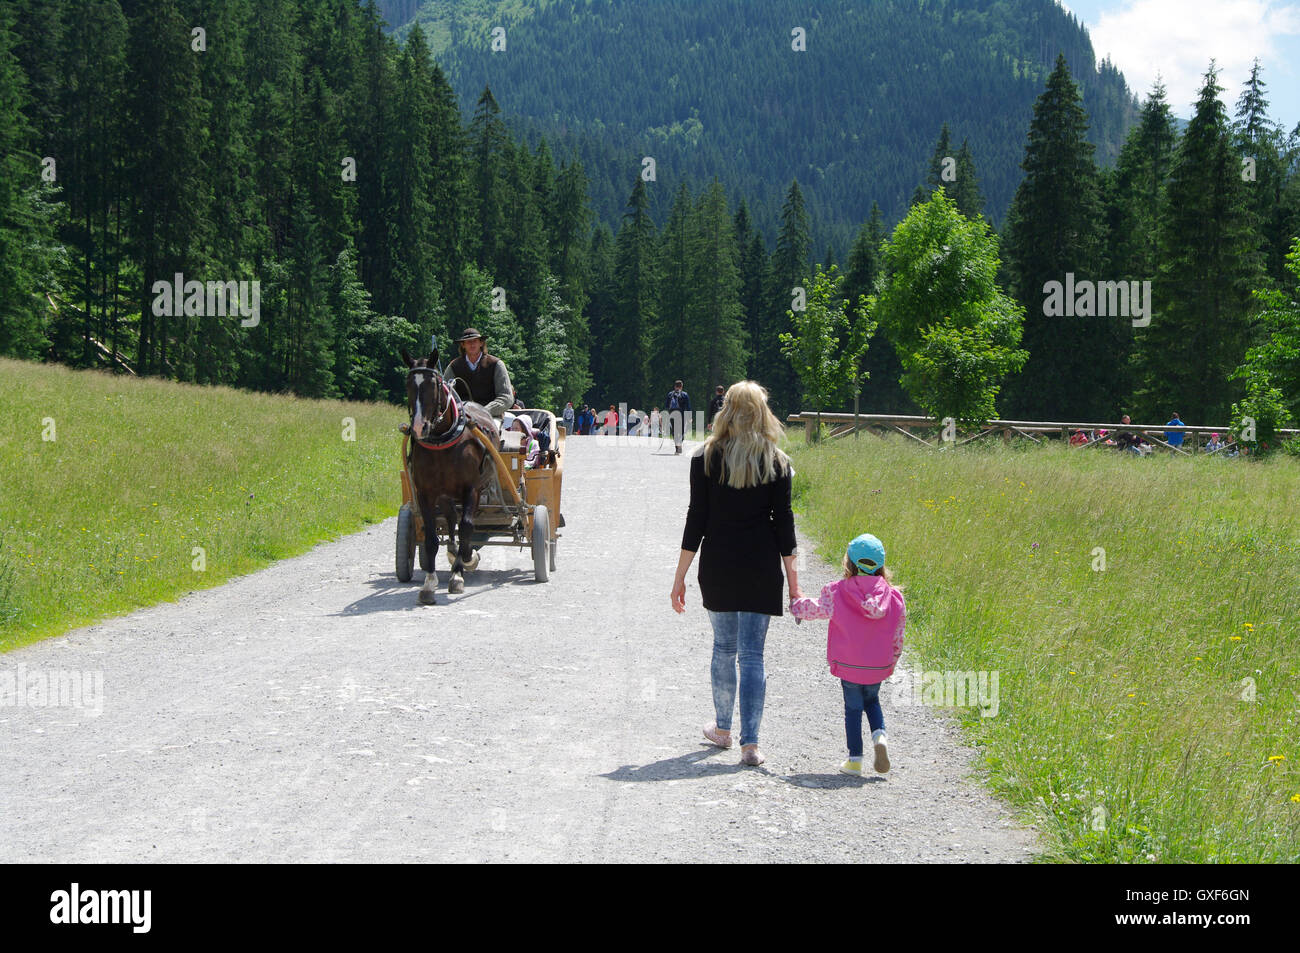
[0, 435, 1038, 862]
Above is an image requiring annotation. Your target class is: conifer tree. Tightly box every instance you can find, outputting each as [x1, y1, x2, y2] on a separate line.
[689, 180, 748, 392]
[951, 140, 985, 220]
[1001, 53, 1111, 419]
[1135, 62, 1263, 422]
[1234, 60, 1287, 287]
[610, 178, 657, 406]
[761, 180, 810, 416]
[845, 204, 909, 412]
[384, 29, 440, 336]
[0, 1, 59, 359]
[734, 201, 766, 380]
[926, 123, 953, 193]
[584, 224, 616, 401]
[651, 183, 693, 393]
[125, 0, 211, 377]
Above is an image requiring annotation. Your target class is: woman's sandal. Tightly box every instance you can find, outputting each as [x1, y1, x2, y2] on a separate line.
[740, 744, 765, 766]
[703, 724, 733, 749]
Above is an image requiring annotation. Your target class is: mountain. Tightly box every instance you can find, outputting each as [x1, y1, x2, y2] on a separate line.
[379, 0, 1138, 250]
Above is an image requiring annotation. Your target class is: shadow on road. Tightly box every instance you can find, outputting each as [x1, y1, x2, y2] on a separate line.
[600, 747, 752, 782]
[335, 567, 534, 615]
[779, 772, 886, 789]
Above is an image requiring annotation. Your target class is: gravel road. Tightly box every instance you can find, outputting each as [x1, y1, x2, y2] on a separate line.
[0, 434, 1039, 862]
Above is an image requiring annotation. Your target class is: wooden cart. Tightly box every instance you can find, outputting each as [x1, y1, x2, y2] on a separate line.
[396, 410, 565, 584]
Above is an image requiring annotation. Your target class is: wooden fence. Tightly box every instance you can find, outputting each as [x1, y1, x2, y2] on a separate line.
[785, 412, 1299, 455]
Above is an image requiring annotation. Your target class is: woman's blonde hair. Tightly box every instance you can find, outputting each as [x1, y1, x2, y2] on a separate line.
[842, 552, 895, 585]
[700, 380, 791, 489]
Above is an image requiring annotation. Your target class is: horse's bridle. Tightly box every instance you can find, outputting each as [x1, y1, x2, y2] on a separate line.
[407, 365, 468, 451]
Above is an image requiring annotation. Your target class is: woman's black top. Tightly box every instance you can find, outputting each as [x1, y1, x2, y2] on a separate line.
[680, 447, 797, 615]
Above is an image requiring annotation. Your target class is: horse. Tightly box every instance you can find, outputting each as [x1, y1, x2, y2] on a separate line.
[400, 347, 498, 604]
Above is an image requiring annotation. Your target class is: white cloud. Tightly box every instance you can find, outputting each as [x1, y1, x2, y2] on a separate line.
[1090, 0, 1300, 112]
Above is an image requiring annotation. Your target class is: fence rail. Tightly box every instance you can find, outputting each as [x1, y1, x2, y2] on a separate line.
[785, 412, 1298, 454]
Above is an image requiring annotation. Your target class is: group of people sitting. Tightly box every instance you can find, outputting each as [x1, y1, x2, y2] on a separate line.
[1065, 413, 1243, 455]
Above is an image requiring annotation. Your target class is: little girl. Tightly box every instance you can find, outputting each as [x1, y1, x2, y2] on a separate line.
[790, 533, 906, 775]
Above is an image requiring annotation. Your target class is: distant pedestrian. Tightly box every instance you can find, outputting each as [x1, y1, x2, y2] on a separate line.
[671, 381, 798, 767]
[563, 401, 575, 435]
[665, 380, 692, 455]
[790, 534, 905, 775]
[604, 404, 618, 435]
[650, 407, 662, 438]
[706, 385, 725, 432]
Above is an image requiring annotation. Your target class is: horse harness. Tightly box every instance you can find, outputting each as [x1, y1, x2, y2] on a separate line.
[406, 367, 472, 452]
[404, 367, 499, 493]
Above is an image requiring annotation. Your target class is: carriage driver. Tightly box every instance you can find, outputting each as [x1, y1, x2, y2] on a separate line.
[446, 327, 514, 426]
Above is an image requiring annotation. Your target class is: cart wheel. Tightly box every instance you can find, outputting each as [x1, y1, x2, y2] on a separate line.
[532, 505, 551, 583]
[396, 503, 415, 583]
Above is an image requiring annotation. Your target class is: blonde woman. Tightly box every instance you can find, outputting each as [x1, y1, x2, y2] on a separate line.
[671, 381, 800, 766]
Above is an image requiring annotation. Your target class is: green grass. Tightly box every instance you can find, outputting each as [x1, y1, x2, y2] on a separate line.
[789, 432, 1300, 863]
[0, 358, 405, 652]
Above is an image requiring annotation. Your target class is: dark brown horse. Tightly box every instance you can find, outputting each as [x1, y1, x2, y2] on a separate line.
[400, 347, 498, 604]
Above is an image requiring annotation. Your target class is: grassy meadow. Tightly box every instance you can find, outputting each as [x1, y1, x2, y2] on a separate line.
[0, 358, 404, 651]
[789, 431, 1300, 863]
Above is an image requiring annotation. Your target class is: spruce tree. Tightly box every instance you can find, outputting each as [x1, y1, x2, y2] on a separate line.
[610, 178, 657, 407]
[926, 123, 954, 193]
[761, 180, 810, 417]
[1234, 60, 1286, 288]
[584, 224, 616, 402]
[384, 30, 440, 336]
[951, 140, 986, 220]
[469, 86, 511, 272]
[1135, 62, 1263, 423]
[1001, 53, 1111, 419]
[0, 1, 59, 359]
[845, 204, 910, 412]
[689, 180, 747, 393]
[57, 1, 127, 367]
[734, 201, 766, 380]
[125, 0, 211, 377]
[550, 159, 593, 402]
[651, 183, 693, 394]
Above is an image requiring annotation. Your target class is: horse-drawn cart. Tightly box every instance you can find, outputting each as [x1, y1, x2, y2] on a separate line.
[396, 409, 565, 585]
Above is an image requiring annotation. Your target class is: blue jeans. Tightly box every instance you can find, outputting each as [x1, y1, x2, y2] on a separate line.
[841, 679, 885, 758]
[707, 610, 770, 747]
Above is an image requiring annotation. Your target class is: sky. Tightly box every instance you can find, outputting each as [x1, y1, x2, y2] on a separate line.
[1058, 0, 1300, 133]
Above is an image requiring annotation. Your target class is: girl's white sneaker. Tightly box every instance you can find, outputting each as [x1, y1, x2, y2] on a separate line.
[872, 730, 890, 774]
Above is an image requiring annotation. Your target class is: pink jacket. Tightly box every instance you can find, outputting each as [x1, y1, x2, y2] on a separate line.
[790, 574, 906, 684]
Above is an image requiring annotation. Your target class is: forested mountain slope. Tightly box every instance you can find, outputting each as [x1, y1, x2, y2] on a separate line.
[383, 0, 1137, 248]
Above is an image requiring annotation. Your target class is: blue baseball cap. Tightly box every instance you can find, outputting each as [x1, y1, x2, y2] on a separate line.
[847, 533, 885, 574]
